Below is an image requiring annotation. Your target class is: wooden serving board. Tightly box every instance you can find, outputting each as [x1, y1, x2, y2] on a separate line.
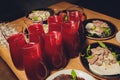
[0, 1, 120, 80]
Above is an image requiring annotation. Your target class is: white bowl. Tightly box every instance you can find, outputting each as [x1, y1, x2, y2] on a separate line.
[116, 31, 120, 43]
[46, 69, 96, 80]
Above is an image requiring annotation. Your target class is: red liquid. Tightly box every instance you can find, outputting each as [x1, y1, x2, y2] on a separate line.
[67, 10, 82, 22]
[7, 33, 27, 70]
[22, 43, 49, 80]
[48, 15, 63, 32]
[67, 11, 85, 43]
[62, 21, 80, 58]
[28, 23, 45, 51]
[44, 31, 67, 70]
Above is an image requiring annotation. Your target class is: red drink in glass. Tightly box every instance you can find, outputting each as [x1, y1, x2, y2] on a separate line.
[7, 33, 27, 70]
[67, 10, 82, 22]
[22, 43, 49, 80]
[44, 31, 67, 70]
[67, 10, 85, 45]
[48, 15, 63, 32]
[28, 23, 45, 50]
[62, 21, 80, 58]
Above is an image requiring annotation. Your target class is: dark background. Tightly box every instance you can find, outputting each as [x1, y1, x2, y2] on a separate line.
[0, 0, 120, 21]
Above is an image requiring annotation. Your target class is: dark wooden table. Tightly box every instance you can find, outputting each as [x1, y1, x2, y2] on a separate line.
[0, 57, 18, 80]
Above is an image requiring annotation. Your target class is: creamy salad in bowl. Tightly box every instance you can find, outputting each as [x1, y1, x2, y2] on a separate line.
[80, 41, 120, 79]
[83, 19, 117, 40]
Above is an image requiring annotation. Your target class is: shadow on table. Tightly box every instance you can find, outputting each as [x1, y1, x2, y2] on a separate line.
[0, 57, 18, 80]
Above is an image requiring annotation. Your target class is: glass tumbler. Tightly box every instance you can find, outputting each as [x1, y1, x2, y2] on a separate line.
[62, 21, 80, 58]
[67, 9, 86, 45]
[44, 31, 67, 70]
[47, 15, 63, 32]
[22, 42, 49, 80]
[28, 23, 45, 50]
[67, 6, 86, 22]
[7, 33, 27, 70]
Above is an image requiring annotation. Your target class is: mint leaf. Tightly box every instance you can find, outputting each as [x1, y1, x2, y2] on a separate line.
[71, 70, 77, 80]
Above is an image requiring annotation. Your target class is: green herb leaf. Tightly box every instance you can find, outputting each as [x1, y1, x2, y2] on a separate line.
[88, 33, 94, 37]
[71, 70, 77, 80]
[102, 26, 108, 30]
[117, 61, 120, 64]
[32, 16, 39, 21]
[81, 54, 86, 57]
[86, 45, 91, 56]
[111, 52, 117, 58]
[32, 10, 37, 13]
[102, 27, 111, 36]
[86, 55, 94, 59]
[98, 41, 108, 49]
[91, 26, 96, 30]
[64, 16, 68, 21]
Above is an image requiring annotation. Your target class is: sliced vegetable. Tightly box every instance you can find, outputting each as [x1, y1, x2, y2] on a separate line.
[32, 10, 38, 13]
[102, 27, 111, 37]
[88, 33, 94, 37]
[64, 16, 68, 21]
[43, 24, 48, 33]
[81, 54, 86, 57]
[86, 55, 94, 59]
[71, 70, 77, 80]
[117, 61, 120, 64]
[91, 26, 96, 30]
[98, 41, 108, 49]
[111, 52, 118, 58]
[32, 16, 39, 21]
[86, 45, 91, 56]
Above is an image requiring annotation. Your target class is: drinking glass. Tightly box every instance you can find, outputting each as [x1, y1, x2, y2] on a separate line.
[22, 42, 49, 80]
[62, 21, 80, 58]
[67, 6, 86, 22]
[7, 33, 27, 70]
[67, 7, 86, 44]
[28, 23, 45, 50]
[3, 23, 27, 70]
[44, 31, 67, 70]
[67, 10, 82, 22]
[47, 15, 63, 32]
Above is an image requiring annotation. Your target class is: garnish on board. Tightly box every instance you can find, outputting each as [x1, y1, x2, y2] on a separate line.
[71, 70, 77, 80]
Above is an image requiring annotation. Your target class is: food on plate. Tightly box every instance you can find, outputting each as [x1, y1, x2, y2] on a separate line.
[46, 69, 96, 80]
[53, 74, 85, 80]
[53, 70, 85, 80]
[28, 10, 50, 22]
[116, 31, 120, 43]
[85, 41, 120, 75]
[85, 20, 111, 38]
[0, 23, 18, 47]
